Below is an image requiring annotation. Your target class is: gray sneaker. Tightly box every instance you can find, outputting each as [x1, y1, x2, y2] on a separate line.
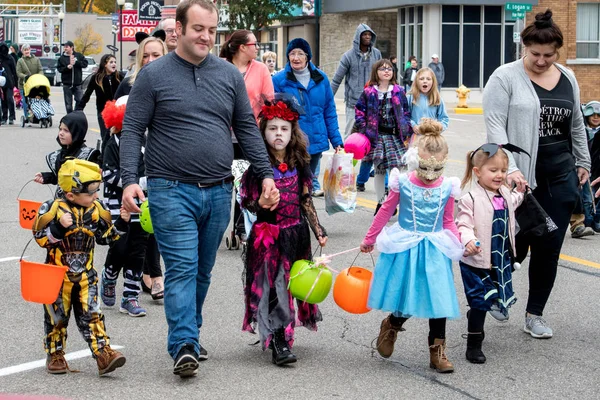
[524, 314, 553, 338]
[489, 302, 509, 322]
[571, 225, 595, 238]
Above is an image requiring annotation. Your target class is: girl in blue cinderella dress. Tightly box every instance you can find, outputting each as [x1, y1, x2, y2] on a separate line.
[360, 118, 464, 373]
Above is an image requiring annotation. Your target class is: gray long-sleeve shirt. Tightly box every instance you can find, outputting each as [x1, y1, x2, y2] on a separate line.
[120, 52, 272, 187]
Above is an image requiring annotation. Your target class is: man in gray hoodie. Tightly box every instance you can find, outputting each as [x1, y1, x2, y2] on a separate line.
[331, 23, 382, 138]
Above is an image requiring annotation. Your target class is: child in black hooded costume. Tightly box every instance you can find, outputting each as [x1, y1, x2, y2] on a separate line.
[34, 111, 100, 197]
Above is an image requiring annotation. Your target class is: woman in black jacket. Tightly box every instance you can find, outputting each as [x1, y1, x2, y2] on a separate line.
[77, 54, 123, 154]
[0, 42, 18, 124]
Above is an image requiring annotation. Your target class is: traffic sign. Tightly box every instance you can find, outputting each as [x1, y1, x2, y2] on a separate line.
[505, 3, 532, 12]
[511, 11, 526, 19]
[513, 32, 521, 43]
[112, 13, 119, 23]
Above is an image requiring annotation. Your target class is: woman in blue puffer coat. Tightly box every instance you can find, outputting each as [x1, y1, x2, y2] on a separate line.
[272, 38, 343, 196]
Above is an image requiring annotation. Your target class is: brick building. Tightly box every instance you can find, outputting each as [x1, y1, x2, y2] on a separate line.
[320, 0, 600, 102]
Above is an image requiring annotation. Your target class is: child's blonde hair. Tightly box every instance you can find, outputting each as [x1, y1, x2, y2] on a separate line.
[414, 118, 447, 156]
[461, 147, 509, 189]
[410, 67, 441, 107]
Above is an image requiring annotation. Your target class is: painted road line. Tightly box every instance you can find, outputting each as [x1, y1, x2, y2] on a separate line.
[0, 345, 124, 377]
[356, 196, 600, 270]
[0, 257, 21, 263]
[559, 254, 600, 270]
[449, 118, 469, 122]
[90, 128, 100, 133]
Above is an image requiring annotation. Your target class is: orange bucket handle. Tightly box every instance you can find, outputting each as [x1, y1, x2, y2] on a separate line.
[16, 179, 54, 201]
[347, 250, 375, 275]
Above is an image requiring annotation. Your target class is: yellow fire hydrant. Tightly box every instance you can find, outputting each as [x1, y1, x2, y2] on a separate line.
[456, 85, 471, 108]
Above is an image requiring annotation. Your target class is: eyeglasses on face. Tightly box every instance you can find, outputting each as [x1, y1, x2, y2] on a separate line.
[165, 29, 177, 35]
[289, 52, 307, 58]
[378, 67, 393, 72]
[245, 42, 261, 48]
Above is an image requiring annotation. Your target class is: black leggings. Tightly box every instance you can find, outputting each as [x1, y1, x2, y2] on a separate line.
[468, 309, 487, 333]
[143, 235, 162, 278]
[390, 315, 446, 339]
[516, 170, 579, 316]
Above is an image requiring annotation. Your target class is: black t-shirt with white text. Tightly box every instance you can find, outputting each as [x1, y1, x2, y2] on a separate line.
[533, 73, 575, 179]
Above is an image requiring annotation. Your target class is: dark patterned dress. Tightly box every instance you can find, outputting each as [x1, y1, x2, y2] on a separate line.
[240, 164, 325, 349]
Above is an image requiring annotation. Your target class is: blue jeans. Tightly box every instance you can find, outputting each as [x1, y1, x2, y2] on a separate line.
[581, 180, 594, 227]
[20, 89, 27, 119]
[310, 153, 322, 191]
[357, 160, 388, 187]
[148, 178, 232, 359]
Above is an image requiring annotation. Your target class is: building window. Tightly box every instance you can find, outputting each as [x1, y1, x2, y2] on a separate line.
[268, 28, 278, 55]
[576, 3, 600, 59]
[441, 5, 511, 88]
[398, 6, 423, 69]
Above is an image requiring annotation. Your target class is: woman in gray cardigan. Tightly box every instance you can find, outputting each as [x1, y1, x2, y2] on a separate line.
[483, 10, 590, 340]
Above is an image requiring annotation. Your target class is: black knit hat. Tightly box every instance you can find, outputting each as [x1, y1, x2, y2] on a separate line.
[286, 38, 312, 62]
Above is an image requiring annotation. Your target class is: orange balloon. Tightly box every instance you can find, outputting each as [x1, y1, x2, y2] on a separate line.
[333, 266, 373, 314]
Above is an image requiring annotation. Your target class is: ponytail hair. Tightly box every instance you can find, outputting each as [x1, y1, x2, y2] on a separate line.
[219, 29, 252, 62]
[461, 151, 476, 189]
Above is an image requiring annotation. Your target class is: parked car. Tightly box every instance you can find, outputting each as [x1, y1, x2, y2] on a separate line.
[82, 57, 98, 81]
[39, 57, 61, 86]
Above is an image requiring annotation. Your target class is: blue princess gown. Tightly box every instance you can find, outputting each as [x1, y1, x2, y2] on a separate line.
[368, 170, 464, 319]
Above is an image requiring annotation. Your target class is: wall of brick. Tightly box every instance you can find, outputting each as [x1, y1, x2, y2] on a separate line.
[528, 0, 600, 102]
[319, 11, 397, 78]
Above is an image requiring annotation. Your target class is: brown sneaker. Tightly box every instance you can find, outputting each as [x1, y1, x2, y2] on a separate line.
[429, 338, 454, 373]
[376, 316, 405, 358]
[96, 346, 126, 376]
[46, 350, 68, 374]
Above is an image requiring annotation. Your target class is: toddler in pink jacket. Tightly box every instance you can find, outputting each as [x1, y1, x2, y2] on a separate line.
[456, 144, 524, 365]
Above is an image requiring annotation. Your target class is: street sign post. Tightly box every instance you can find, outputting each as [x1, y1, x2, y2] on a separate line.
[505, 3, 532, 12]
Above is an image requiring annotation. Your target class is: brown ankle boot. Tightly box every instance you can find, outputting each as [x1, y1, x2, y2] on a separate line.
[429, 338, 454, 373]
[96, 345, 126, 376]
[376, 316, 405, 358]
[46, 350, 68, 374]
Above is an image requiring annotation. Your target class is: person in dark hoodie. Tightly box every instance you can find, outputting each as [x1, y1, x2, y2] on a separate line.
[331, 24, 382, 138]
[77, 54, 124, 155]
[331, 24, 382, 193]
[34, 111, 100, 197]
[0, 42, 18, 124]
[56, 41, 88, 113]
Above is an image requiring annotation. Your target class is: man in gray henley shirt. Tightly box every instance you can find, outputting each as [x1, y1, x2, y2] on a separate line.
[120, 0, 276, 378]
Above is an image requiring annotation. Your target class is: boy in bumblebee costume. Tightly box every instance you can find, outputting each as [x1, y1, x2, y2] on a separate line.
[33, 158, 128, 376]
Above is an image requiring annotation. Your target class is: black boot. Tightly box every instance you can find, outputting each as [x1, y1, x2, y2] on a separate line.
[271, 329, 297, 366]
[465, 332, 486, 364]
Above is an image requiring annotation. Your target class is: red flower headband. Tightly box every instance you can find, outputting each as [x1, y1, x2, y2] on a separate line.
[261, 101, 299, 121]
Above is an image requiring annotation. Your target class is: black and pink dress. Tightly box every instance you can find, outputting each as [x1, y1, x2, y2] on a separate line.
[239, 164, 325, 349]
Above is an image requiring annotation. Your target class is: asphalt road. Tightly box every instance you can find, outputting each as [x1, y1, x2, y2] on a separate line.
[0, 87, 598, 399]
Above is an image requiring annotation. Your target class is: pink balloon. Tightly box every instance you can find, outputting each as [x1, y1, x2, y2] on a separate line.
[344, 133, 371, 160]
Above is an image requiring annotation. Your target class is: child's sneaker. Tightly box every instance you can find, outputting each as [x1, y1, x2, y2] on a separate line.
[488, 302, 509, 322]
[46, 350, 68, 374]
[96, 345, 126, 376]
[119, 298, 147, 317]
[100, 269, 116, 307]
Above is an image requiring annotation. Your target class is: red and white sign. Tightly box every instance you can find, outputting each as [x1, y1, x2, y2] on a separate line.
[118, 10, 159, 42]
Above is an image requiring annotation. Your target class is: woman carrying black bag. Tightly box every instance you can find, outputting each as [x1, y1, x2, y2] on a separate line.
[483, 10, 591, 339]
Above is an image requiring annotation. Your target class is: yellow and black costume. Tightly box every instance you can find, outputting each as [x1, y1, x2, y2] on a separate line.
[32, 159, 126, 358]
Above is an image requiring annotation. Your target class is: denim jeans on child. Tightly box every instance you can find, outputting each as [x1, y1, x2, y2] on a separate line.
[148, 178, 232, 359]
[309, 153, 322, 191]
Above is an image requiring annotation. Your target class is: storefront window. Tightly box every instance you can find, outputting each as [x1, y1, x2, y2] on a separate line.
[398, 6, 423, 69]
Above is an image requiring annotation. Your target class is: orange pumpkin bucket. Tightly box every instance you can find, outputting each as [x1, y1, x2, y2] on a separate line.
[17, 180, 54, 230]
[20, 240, 67, 304]
[20, 260, 67, 304]
[333, 266, 373, 314]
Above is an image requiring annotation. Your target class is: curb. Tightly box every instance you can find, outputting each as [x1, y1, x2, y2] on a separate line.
[452, 107, 483, 115]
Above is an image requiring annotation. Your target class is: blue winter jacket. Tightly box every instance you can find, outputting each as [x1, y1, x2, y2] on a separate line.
[272, 62, 343, 155]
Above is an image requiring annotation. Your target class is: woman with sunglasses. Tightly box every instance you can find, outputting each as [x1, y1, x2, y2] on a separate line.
[220, 30, 274, 246]
[483, 10, 591, 339]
